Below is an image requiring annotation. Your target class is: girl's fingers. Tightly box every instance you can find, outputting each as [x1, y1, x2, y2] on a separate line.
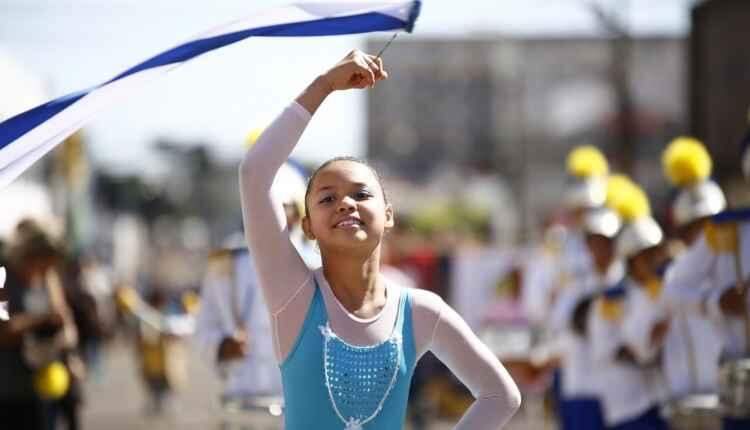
[354, 56, 376, 87]
[365, 55, 388, 80]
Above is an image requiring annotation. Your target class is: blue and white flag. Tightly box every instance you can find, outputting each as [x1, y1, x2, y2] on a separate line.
[0, 1, 421, 188]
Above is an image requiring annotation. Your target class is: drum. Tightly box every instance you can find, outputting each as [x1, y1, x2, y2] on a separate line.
[663, 394, 721, 430]
[719, 358, 750, 419]
[220, 394, 284, 430]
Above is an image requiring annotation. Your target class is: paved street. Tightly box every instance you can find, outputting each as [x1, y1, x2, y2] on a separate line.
[82, 338, 554, 430]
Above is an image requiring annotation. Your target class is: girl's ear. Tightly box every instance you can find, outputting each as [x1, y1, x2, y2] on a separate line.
[384, 203, 395, 229]
[302, 216, 316, 240]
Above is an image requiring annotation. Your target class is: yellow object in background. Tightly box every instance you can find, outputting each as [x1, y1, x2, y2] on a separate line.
[705, 221, 739, 253]
[566, 145, 609, 179]
[599, 298, 624, 322]
[244, 127, 265, 148]
[33, 361, 70, 400]
[115, 287, 138, 312]
[610, 183, 651, 222]
[141, 341, 166, 377]
[662, 137, 712, 187]
[182, 291, 200, 314]
[644, 278, 663, 301]
[605, 174, 636, 209]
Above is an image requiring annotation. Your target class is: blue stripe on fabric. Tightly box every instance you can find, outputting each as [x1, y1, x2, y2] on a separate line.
[0, 7, 419, 151]
[0, 89, 89, 150]
[108, 12, 408, 83]
[602, 279, 627, 299]
[711, 207, 750, 223]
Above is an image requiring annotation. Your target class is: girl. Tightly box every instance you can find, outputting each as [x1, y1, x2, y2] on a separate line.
[240, 50, 521, 430]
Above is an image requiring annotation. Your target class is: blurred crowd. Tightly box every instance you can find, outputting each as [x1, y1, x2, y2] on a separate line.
[510, 124, 750, 430]
[2, 95, 750, 430]
[3, 121, 750, 430]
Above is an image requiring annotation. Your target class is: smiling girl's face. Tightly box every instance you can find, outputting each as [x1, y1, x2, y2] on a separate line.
[303, 160, 393, 254]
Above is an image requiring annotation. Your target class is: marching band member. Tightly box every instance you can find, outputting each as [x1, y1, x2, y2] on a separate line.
[590, 181, 668, 430]
[661, 137, 725, 398]
[662, 124, 750, 430]
[556, 175, 627, 430]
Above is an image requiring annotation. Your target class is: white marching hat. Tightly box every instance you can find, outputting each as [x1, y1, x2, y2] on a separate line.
[663, 136, 726, 227]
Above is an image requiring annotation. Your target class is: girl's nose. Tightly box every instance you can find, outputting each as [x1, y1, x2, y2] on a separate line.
[337, 196, 356, 212]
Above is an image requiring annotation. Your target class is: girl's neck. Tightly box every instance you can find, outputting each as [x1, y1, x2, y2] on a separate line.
[321, 247, 386, 317]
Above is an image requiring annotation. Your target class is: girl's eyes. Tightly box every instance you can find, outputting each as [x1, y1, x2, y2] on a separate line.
[317, 190, 372, 204]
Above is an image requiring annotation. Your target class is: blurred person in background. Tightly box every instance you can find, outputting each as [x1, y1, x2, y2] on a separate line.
[60, 255, 111, 386]
[662, 119, 750, 430]
[590, 183, 669, 430]
[195, 160, 319, 424]
[116, 284, 196, 416]
[660, 138, 725, 404]
[0, 219, 79, 430]
[554, 177, 626, 430]
[523, 145, 608, 419]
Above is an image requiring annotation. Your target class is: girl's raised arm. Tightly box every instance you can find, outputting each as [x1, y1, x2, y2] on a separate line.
[239, 50, 387, 314]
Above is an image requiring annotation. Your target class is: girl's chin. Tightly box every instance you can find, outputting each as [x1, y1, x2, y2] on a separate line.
[321, 233, 381, 250]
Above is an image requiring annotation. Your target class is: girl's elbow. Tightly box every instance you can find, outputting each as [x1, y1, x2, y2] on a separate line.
[506, 382, 522, 413]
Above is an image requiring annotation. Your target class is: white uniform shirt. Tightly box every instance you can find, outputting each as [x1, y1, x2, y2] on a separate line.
[195, 250, 281, 397]
[523, 229, 592, 332]
[663, 250, 723, 397]
[560, 261, 624, 398]
[589, 280, 661, 426]
[664, 222, 750, 360]
[663, 306, 722, 397]
[195, 234, 320, 397]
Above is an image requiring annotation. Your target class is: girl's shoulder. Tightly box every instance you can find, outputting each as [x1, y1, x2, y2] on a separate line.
[405, 287, 447, 319]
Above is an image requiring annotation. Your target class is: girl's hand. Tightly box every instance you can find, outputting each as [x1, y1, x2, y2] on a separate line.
[321, 49, 388, 91]
[296, 50, 388, 114]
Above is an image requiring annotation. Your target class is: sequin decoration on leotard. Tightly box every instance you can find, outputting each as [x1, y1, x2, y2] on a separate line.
[319, 323, 402, 430]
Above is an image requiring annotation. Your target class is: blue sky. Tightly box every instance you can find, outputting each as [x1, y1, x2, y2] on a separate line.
[0, 0, 695, 175]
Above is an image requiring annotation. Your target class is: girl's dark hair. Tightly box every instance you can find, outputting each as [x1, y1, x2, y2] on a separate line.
[304, 156, 388, 217]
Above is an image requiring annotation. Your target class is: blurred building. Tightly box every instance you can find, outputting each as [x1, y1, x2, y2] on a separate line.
[366, 36, 685, 238]
[690, 0, 750, 201]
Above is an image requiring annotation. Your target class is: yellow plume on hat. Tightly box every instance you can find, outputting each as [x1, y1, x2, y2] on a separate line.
[244, 127, 265, 149]
[610, 182, 651, 222]
[566, 146, 608, 179]
[605, 174, 635, 208]
[662, 136, 712, 187]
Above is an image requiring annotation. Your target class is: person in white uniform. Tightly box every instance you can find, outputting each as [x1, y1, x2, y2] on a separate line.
[556, 195, 624, 430]
[195, 161, 320, 413]
[523, 146, 607, 419]
[589, 181, 669, 430]
[662, 124, 750, 430]
[661, 137, 725, 399]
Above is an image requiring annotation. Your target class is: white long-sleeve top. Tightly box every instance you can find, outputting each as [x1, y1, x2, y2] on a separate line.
[664, 223, 750, 360]
[239, 102, 521, 429]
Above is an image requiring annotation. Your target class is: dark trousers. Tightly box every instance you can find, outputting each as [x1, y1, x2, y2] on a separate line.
[561, 397, 605, 430]
[723, 417, 750, 430]
[610, 406, 668, 430]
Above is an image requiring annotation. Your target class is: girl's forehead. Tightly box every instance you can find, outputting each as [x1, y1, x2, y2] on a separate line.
[313, 161, 378, 187]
